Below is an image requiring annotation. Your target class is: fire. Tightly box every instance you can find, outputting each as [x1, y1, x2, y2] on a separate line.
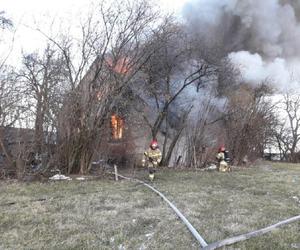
[106, 57, 130, 75]
[111, 114, 124, 139]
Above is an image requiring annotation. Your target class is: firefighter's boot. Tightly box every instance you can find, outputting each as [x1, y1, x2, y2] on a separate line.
[149, 173, 155, 181]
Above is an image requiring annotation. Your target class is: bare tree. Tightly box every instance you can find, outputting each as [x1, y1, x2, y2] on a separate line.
[36, 0, 163, 174]
[0, 13, 27, 178]
[0, 11, 14, 71]
[18, 45, 67, 157]
[137, 20, 218, 166]
[0, 66, 24, 175]
[272, 93, 300, 162]
[222, 83, 277, 164]
[183, 95, 221, 168]
[272, 121, 290, 160]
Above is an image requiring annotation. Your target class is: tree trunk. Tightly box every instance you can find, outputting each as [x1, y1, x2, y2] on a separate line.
[0, 129, 13, 167]
[35, 98, 45, 155]
[161, 127, 184, 166]
[16, 158, 25, 180]
[79, 149, 93, 175]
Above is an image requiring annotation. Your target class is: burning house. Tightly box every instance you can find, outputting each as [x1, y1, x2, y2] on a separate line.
[58, 1, 247, 173]
[58, 54, 174, 172]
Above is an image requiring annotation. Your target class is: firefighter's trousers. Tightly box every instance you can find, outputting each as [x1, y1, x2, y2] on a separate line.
[219, 160, 231, 172]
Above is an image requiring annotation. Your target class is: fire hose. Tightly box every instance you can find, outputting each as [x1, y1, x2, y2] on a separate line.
[111, 171, 300, 249]
[115, 173, 208, 248]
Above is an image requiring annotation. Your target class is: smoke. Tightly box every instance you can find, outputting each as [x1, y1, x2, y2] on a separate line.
[228, 51, 300, 91]
[183, 0, 300, 92]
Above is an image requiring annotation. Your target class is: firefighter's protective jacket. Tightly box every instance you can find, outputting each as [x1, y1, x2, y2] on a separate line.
[216, 152, 229, 172]
[216, 152, 225, 161]
[142, 148, 162, 167]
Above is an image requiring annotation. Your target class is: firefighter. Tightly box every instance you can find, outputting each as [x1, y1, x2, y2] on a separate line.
[216, 146, 231, 172]
[142, 140, 162, 181]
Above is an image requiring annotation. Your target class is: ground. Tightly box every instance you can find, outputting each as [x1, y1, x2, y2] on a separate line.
[0, 162, 300, 250]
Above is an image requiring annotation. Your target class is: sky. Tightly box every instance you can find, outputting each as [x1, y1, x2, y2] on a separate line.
[1, 0, 186, 15]
[0, 0, 188, 65]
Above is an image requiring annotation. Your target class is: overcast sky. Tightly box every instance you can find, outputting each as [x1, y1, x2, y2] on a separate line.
[2, 0, 187, 14]
[1, 0, 188, 65]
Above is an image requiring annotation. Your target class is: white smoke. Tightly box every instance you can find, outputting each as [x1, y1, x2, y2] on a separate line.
[183, 0, 300, 92]
[228, 51, 300, 92]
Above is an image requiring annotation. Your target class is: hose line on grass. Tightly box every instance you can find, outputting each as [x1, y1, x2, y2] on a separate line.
[116, 173, 208, 248]
[203, 214, 300, 250]
[109, 171, 300, 249]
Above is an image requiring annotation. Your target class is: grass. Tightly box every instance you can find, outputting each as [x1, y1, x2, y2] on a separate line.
[0, 162, 299, 249]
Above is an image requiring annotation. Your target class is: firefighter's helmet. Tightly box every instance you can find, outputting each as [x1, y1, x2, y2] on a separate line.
[150, 140, 158, 149]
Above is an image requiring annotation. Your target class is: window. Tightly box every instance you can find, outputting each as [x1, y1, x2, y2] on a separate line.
[111, 114, 124, 139]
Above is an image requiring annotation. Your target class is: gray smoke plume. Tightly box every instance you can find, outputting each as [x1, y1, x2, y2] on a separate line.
[183, 0, 300, 92]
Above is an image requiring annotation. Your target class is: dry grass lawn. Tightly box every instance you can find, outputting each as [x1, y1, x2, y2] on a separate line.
[0, 162, 299, 249]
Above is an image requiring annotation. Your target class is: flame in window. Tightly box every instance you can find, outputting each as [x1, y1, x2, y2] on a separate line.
[111, 114, 124, 139]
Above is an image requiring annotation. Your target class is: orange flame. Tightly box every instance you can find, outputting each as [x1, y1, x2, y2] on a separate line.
[106, 57, 130, 75]
[111, 114, 124, 139]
